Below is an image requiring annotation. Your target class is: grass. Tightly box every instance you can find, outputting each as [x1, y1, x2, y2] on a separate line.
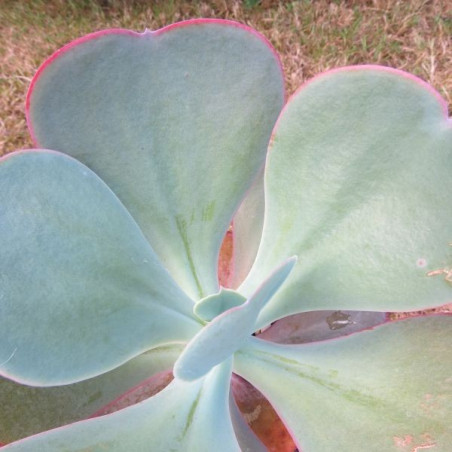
[0, 0, 451, 154]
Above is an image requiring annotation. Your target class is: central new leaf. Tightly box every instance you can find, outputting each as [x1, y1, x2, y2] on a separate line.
[174, 257, 296, 381]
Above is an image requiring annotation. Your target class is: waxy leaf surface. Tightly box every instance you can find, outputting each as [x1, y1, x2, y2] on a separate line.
[0, 151, 200, 385]
[27, 20, 285, 299]
[193, 288, 246, 322]
[174, 257, 296, 381]
[0, 345, 182, 444]
[3, 361, 240, 452]
[240, 67, 452, 326]
[235, 316, 452, 451]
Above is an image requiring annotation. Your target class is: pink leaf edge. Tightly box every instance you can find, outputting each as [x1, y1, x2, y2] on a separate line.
[268, 64, 451, 153]
[25, 18, 285, 147]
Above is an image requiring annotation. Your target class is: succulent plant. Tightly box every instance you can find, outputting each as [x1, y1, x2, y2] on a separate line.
[0, 19, 451, 451]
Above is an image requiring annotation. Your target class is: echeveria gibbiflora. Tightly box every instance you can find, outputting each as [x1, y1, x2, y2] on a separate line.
[1, 19, 451, 451]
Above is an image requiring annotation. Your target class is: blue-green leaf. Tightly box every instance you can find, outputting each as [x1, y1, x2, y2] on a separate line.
[241, 67, 452, 325]
[0, 151, 200, 386]
[3, 360, 240, 451]
[235, 316, 452, 451]
[0, 345, 182, 444]
[27, 20, 285, 299]
[174, 257, 296, 381]
[194, 288, 246, 322]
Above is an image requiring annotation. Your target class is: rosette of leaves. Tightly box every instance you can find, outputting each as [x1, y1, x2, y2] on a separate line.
[1, 19, 451, 451]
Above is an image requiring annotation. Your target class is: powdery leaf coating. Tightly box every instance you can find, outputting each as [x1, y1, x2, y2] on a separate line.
[240, 66, 452, 328]
[1, 19, 451, 452]
[26, 19, 285, 300]
[234, 316, 452, 451]
[2, 361, 242, 451]
[0, 151, 199, 386]
[0, 345, 182, 444]
[174, 257, 296, 381]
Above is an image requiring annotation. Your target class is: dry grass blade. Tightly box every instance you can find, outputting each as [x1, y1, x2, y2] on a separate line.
[1, 0, 450, 154]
